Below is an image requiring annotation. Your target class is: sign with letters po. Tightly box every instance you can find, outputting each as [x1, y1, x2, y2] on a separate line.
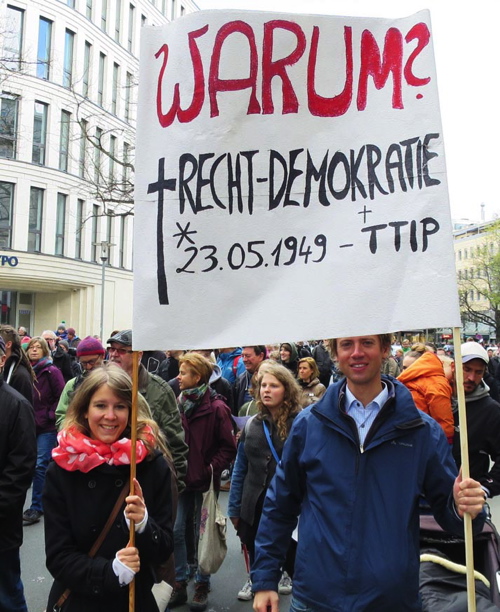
[133, 9, 460, 349]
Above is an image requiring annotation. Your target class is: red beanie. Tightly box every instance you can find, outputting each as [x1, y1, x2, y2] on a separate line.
[77, 336, 105, 357]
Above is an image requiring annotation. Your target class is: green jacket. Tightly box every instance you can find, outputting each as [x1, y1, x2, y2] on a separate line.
[139, 366, 188, 492]
[55, 377, 79, 429]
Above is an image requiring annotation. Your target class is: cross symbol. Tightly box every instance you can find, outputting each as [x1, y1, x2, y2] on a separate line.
[358, 205, 373, 224]
[147, 157, 177, 305]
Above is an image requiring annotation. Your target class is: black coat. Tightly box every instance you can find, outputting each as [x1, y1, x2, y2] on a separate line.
[3, 355, 33, 405]
[52, 345, 75, 382]
[0, 378, 36, 552]
[43, 451, 174, 611]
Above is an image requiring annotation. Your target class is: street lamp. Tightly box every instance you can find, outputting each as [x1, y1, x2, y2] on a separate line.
[94, 241, 115, 342]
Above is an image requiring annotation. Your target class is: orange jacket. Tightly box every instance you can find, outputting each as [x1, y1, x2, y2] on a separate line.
[397, 352, 454, 443]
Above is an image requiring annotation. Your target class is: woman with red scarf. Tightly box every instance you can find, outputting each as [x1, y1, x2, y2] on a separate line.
[43, 364, 174, 611]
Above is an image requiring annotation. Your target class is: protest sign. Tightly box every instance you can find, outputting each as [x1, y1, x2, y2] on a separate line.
[133, 9, 460, 350]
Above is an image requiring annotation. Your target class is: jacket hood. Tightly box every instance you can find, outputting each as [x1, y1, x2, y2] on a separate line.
[210, 363, 222, 384]
[464, 379, 491, 403]
[218, 348, 242, 361]
[280, 342, 298, 363]
[397, 351, 446, 384]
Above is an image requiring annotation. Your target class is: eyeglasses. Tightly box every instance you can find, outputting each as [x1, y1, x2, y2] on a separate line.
[108, 346, 133, 355]
[79, 358, 101, 368]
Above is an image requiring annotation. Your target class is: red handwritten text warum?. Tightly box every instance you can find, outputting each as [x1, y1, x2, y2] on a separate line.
[155, 19, 431, 127]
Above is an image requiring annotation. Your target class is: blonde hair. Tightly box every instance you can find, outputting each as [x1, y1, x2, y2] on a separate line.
[27, 336, 50, 358]
[179, 353, 213, 385]
[63, 363, 168, 457]
[298, 357, 319, 379]
[255, 362, 301, 440]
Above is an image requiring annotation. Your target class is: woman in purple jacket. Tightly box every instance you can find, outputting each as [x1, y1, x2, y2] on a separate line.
[23, 336, 65, 525]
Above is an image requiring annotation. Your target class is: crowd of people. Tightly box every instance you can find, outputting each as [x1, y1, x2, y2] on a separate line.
[0, 322, 498, 611]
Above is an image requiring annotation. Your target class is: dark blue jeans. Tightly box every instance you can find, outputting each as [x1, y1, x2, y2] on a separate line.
[174, 490, 210, 584]
[30, 431, 57, 512]
[0, 548, 27, 612]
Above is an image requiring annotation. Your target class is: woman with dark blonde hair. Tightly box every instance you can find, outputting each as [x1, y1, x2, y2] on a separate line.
[228, 362, 301, 601]
[297, 357, 326, 408]
[170, 352, 236, 610]
[23, 336, 65, 526]
[43, 364, 174, 611]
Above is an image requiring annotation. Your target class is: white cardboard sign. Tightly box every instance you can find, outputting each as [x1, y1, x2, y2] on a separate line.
[133, 9, 460, 350]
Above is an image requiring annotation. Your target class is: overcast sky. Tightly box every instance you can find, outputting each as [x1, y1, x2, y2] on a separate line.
[193, 0, 499, 223]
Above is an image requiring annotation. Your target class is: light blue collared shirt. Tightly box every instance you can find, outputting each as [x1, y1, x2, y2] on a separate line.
[345, 383, 389, 448]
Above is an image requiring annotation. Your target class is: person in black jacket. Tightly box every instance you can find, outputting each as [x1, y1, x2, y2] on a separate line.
[452, 342, 500, 500]
[0, 324, 35, 405]
[41, 330, 74, 383]
[0, 335, 37, 612]
[43, 364, 174, 612]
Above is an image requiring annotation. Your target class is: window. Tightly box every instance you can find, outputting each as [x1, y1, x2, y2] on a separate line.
[37, 17, 52, 79]
[98, 52, 106, 106]
[59, 110, 71, 171]
[128, 4, 135, 52]
[464, 248, 468, 260]
[63, 30, 75, 88]
[0, 182, 14, 249]
[4, 6, 24, 71]
[109, 134, 116, 181]
[477, 291, 481, 301]
[106, 213, 112, 245]
[180, 4, 185, 16]
[141, 14, 147, 26]
[101, 0, 108, 31]
[66, 0, 75, 7]
[171, 0, 176, 20]
[115, 0, 121, 43]
[83, 41, 92, 97]
[458, 250, 462, 261]
[125, 72, 132, 122]
[119, 215, 126, 267]
[32, 101, 48, 165]
[123, 141, 131, 183]
[464, 269, 468, 280]
[458, 270, 462, 280]
[94, 127, 102, 183]
[28, 187, 43, 252]
[0, 93, 19, 159]
[470, 290, 474, 301]
[79, 119, 88, 178]
[86, 0, 93, 19]
[112, 63, 119, 114]
[56, 193, 66, 256]
[75, 199, 84, 259]
[91, 204, 99, 262]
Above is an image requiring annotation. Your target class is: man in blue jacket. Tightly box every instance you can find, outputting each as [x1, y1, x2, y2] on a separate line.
[252, 334, 486, 612]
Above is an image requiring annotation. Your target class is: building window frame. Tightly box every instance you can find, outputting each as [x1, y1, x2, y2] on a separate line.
[63, 29, 75, 88]
[37, 17, 52, 80]
[75, 199, 84, 259]
[28, 187, 44, 253]
[55, 193, 67, 256]
[59, 109, 71, 172]
[4, 6, 24, 71]
[32, 101, 48, 165]
[0, 182, 15, 249]
[0, 92, 19, 159]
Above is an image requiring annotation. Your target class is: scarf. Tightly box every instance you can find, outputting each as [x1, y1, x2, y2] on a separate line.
[178, 383, 208, 416]
[31, 356, 53, 373]
[52, 425, 154, 473]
